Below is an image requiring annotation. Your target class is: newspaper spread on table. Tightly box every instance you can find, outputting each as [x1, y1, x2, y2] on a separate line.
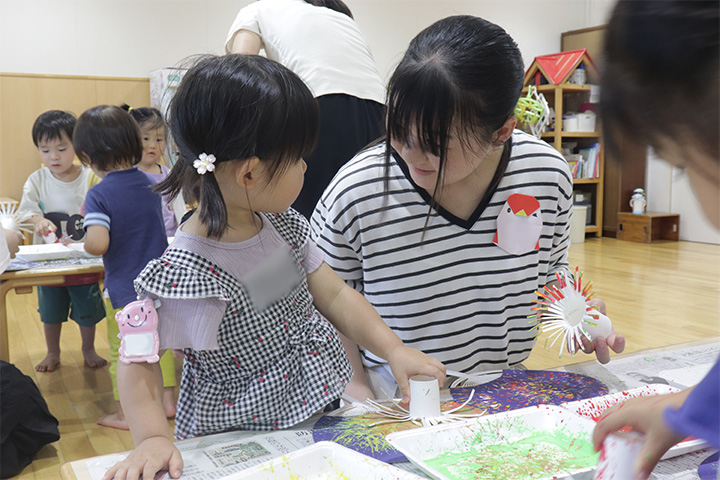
[81, 342, 720, 480]
[83, 429, 314, 480]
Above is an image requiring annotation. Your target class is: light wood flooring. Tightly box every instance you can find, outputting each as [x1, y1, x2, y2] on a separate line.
[4, 237, 720, 479]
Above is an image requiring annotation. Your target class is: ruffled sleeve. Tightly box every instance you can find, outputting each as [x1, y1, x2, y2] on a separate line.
[134, 249, 232, 350]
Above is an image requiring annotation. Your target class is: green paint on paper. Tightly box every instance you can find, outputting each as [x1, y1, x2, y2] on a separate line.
[424, 427, 598, 480]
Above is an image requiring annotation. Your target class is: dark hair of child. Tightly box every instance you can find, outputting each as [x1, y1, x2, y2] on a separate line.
[157, 54, 319, 239]
[384, 15, 524, 204]
[601, 0, 719, 161]
[303, 0, 353, 18]
[32, 110, 77, 146]
[120, 104, 166, 134]
[73, 105, 143, 172]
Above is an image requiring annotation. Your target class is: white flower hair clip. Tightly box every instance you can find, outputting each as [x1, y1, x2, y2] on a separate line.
[193, 153, 216, 175]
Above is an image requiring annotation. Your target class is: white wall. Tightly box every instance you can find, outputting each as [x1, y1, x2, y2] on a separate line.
[1, 0, 603, 80]
[647, 149, 720, 244]
[12, 0, 714, 242]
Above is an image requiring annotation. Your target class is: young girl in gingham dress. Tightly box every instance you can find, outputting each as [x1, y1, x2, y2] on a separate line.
[104, 54, 445, 480]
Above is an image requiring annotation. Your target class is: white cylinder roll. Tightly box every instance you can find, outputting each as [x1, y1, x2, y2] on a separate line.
[409, 375, 441, 418]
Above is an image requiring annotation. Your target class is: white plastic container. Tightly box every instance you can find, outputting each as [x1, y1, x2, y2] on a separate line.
[571, 205, 588, 244]
[219, 441, 423, 479]
[386, 405, 598, 480]
[578, 111, 597, 131]
[561, 385, 708, 460]
[562, 114, 580, 132]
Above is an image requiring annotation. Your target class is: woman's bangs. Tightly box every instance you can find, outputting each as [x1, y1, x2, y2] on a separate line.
[388, 91, 449, 156]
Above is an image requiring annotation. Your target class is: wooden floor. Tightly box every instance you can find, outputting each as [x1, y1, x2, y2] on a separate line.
[4, 237, 720, 479]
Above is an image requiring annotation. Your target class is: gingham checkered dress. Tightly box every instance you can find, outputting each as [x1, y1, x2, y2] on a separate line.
[133, 211, 352, 438]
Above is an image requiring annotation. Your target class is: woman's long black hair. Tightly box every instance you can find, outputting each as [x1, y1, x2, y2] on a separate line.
[385, 15, 524, 207]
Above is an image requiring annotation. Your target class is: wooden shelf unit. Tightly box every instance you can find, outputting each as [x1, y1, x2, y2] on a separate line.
[521, 82, 604, 237]
[560, 27, 648, 238]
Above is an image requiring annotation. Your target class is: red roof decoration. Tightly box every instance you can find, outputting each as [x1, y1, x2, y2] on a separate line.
[524, 49, 597, 86]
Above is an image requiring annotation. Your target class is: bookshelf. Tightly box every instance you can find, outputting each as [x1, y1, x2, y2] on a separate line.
[522, 57, 604, 237]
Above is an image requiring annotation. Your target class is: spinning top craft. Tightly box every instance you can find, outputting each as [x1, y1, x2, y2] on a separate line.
[364, 375, 485, 428]
[530, 267, 613, 356]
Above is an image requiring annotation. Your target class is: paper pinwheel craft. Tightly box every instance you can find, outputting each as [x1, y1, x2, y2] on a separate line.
[530, 267, 613, 356]
[0, 202, 32, 235]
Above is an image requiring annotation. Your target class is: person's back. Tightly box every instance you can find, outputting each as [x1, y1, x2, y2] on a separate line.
[83, 167, 167, 306]
[225, 0, 387, 218]
[225, 0, 384, 103]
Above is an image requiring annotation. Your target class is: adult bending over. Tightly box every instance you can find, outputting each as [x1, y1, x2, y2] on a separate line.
[226, 0, 385, 218]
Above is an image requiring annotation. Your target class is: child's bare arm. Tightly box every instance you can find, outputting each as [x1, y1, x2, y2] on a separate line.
[307, 262, 446, 400]
[103, 360, 183, 480]
[84, 225, 109, 256]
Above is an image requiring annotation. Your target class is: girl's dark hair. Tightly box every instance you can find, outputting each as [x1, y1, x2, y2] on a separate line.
[303, 0, 353, 18]
[73, 105, 143, 171]
[385, 15, 524, 204]
[32, 110, 76, 146]
[120, 104, 166, 133]
[159, 54, 319, 239]
[601, 0, 719, 163]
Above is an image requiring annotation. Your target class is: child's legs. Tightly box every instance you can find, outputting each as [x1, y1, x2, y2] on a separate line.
[36, 286, 70, 372]
[106, 299, 122, 401]
[68, 283, 107, 367]
[159, 350, 176, 389]
[99, 299, 128, 429]
[159, 350, 177, 417]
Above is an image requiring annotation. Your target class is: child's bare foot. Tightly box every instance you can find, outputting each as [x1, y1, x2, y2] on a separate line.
[35, 353, 60, 372]
[163, 387, 177, 419]
[97, 410, 129, 430]
[82, 349, 107, 368]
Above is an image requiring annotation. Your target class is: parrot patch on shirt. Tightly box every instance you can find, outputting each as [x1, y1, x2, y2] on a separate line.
[493, 193, 543, 255]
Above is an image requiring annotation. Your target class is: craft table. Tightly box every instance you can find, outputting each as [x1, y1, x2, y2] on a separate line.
[60, 338, 720, 480]
[0, 260, 104, 362]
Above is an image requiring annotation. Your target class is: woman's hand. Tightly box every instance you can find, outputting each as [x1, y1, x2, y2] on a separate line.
[577, 297, 625, 364]
[386, 345, 446, 402]
[592, 390, 690, 479]
[102, 436, 183, 480]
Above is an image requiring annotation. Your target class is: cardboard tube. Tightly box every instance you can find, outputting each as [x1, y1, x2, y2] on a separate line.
[594, 431, 644, 480]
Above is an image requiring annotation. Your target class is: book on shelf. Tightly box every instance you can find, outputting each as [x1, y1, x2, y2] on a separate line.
[577, 143, 600, 179]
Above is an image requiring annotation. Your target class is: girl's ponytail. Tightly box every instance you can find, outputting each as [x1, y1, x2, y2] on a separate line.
[197, 172, 228, 239]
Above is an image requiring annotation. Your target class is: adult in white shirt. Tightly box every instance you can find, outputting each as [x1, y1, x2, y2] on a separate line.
[226, 0, 385, 218]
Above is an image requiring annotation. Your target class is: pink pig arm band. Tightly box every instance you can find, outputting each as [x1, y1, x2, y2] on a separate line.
[115, 298, 162, 364]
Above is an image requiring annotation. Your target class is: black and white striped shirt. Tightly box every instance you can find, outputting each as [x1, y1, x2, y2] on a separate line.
[310, 130, 573, 372]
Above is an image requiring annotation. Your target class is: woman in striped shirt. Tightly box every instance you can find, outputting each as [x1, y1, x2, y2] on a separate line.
[311, 15, 625, 400]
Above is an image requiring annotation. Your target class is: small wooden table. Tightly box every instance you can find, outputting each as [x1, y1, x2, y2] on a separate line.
[617, 211, 680, 243]
[0, 261, 104, 362]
